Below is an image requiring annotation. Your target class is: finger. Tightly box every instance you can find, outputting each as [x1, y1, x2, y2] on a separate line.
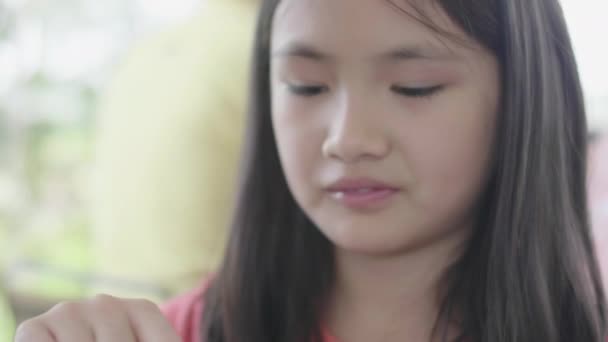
[85, 295, 137, 342]
[123, 298, 182, 342]
[43, 302, 96, 341]
[14, 319, 56, 342]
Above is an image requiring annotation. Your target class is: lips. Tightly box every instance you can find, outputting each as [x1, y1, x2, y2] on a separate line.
[326, 178, 400, 209]
[326, 178, 399, 192]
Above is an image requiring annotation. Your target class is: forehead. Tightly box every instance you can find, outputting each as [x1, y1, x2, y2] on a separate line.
[271, 0, 467, 57]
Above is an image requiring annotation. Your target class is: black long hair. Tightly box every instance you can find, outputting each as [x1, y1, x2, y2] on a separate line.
[201, 0, 607, 341]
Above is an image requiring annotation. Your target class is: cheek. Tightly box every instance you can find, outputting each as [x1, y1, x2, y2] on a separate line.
[400, 96, 496, 212]
[271, 92, 325, 201]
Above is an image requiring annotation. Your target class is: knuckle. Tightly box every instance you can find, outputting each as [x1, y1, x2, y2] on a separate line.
[15, 319, 44, 340]
[50, 300, 81, 317]
[89, 293, 122, 315]
[131, 298, 159, 312]
[92, 293, 117, 303]
[91, 294, 118, 306]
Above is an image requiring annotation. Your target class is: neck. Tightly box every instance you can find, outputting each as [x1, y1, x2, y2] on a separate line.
[325, 231, 469, 342]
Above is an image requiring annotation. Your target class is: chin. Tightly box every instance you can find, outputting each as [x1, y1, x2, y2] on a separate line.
[321, 224, 414, 256]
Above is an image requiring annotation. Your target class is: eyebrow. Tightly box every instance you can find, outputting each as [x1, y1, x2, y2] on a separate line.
[378, 46, 458, 62]
[272, 42, 332, 61]
[272, 42, 459, 62]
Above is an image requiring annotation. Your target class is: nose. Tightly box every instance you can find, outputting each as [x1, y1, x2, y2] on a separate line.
[321, 94, 391, 163]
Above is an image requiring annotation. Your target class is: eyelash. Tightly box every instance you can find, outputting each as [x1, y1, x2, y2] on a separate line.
[390, 85, 444, 98]
[286, 84, 444, 98]
[287, 84, 328, 97]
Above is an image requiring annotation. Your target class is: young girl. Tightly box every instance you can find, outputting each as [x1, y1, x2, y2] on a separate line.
[15, 0, 607, 341]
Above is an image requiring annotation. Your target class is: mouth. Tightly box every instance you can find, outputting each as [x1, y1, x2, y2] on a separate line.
[325, 178, 400, 210]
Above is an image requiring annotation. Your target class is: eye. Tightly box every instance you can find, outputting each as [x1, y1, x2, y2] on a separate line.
[391, 85, 444, 98]
[287, 84, 328, 97]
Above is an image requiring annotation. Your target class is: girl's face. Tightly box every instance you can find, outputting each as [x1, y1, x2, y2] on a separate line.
[270, 0, 499, 256]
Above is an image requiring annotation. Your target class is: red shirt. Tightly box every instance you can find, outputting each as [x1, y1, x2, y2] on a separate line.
[160, 283, 339, 342]
[160, 284, 206, 342]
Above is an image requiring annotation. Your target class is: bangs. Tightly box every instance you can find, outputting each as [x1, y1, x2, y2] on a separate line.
[386, 0, 501, 53]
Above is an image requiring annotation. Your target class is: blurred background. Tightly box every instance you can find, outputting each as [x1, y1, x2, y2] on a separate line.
[0, 0, 606, 340]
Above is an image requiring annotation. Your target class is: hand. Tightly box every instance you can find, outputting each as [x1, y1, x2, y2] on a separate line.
[14, 294, 181, 342]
